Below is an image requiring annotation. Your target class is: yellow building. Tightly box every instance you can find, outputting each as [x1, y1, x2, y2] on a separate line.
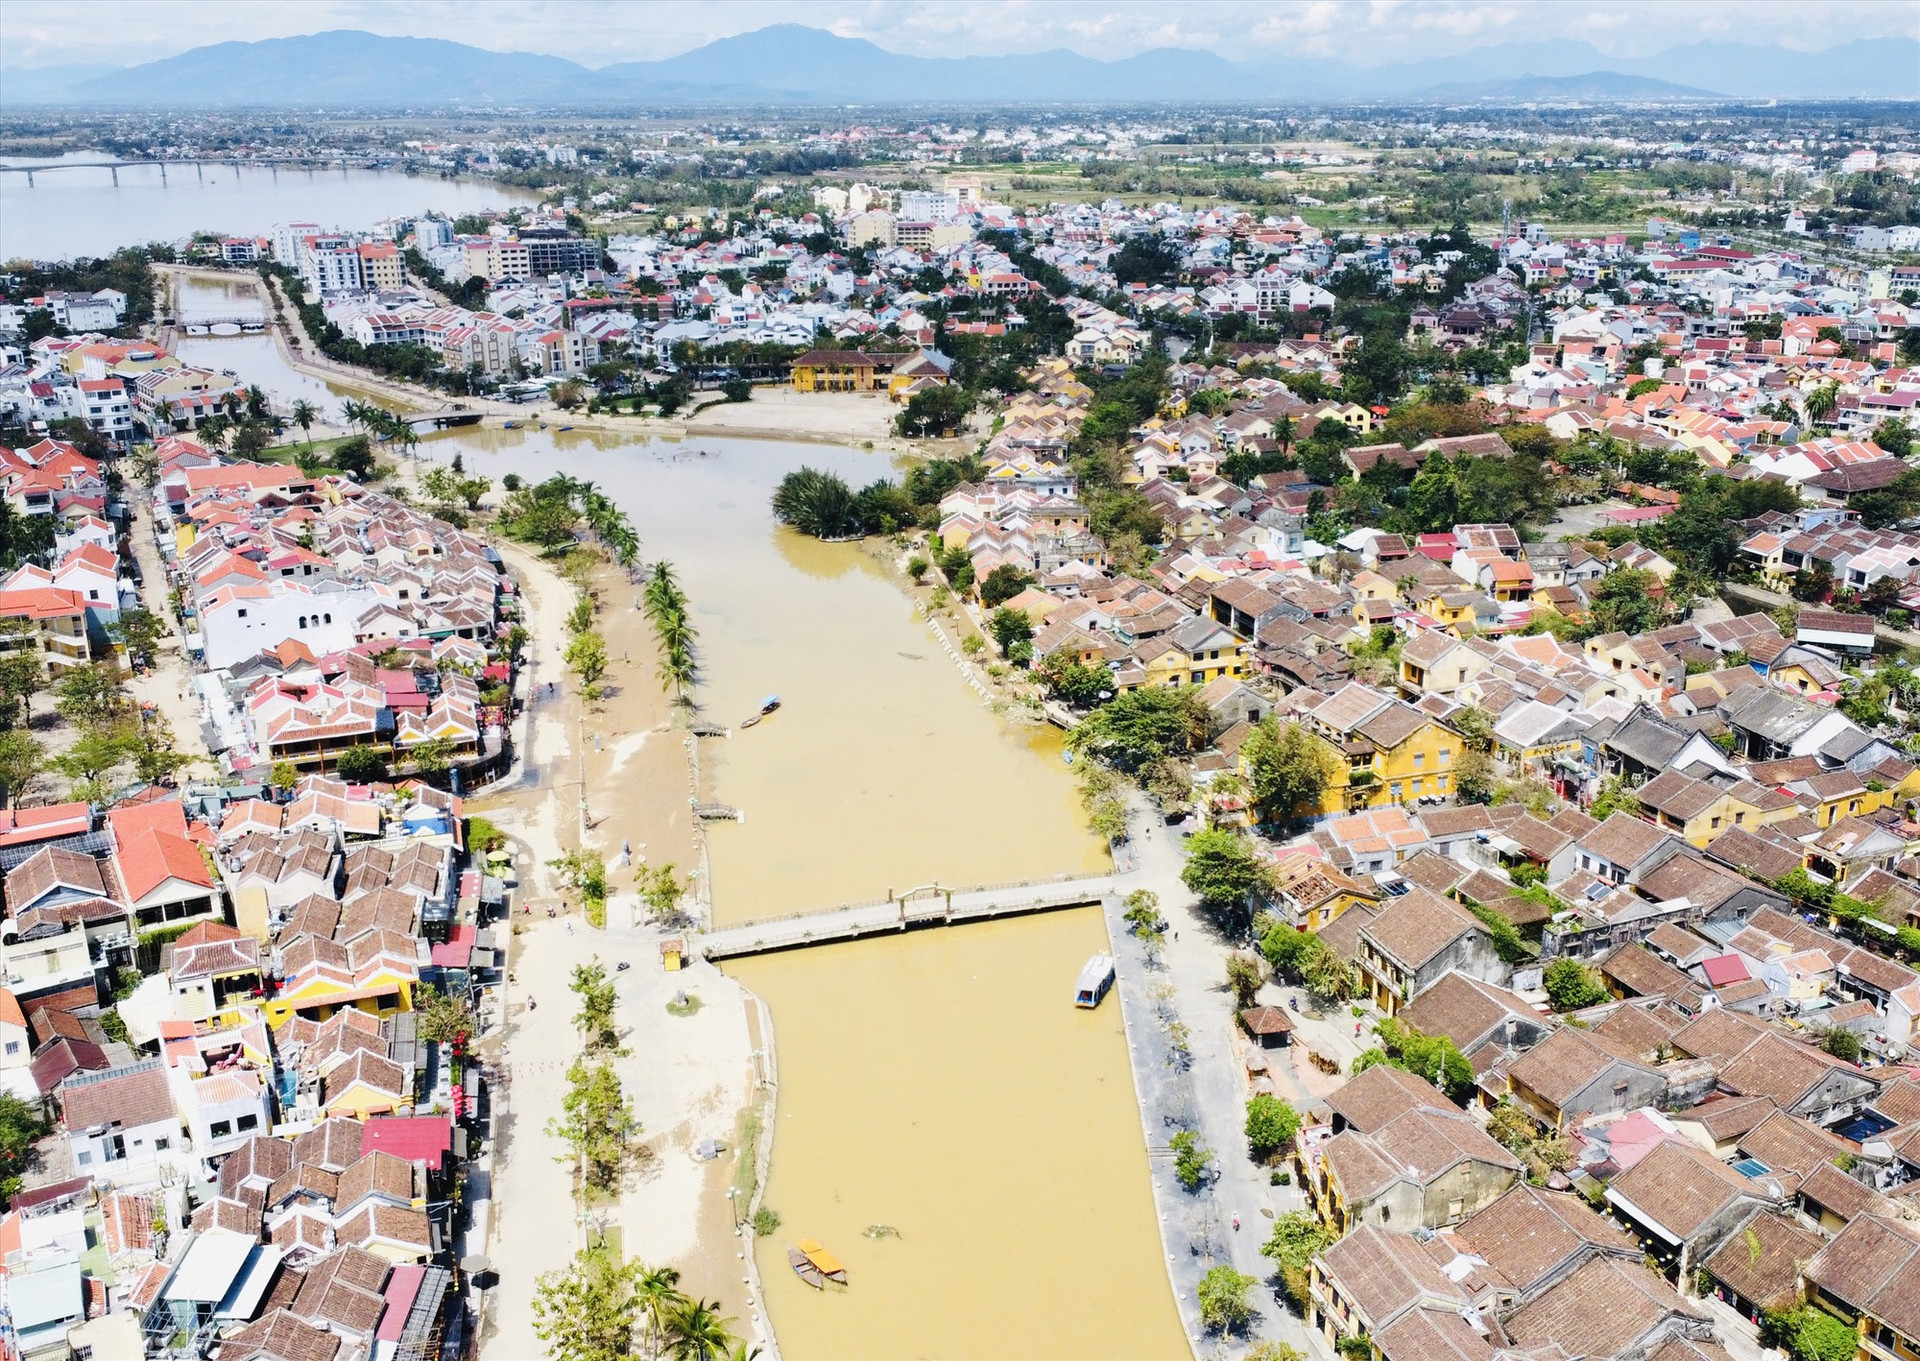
[790, 349, 885, 393]
[1636, 768, 1803, 849]
[1263, 852, 1380, 931]
[1296, 682, 1467, 813]
[1122, 617, 1249, 690]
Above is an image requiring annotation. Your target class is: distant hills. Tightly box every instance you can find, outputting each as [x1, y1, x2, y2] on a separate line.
[3, 26, 1916, 107]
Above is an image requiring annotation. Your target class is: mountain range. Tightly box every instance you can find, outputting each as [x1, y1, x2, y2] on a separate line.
[2, 26, 1916, 107]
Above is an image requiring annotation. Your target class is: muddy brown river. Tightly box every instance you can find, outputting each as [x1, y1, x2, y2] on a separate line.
[152, 332, 1184, 1356]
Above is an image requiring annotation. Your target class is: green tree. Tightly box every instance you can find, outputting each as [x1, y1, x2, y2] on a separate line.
[551, 847, 610, 925]
[0, 641, 45, 730]
[571, 957, 619, 1050]
[988, 607, 1032, 657]
[634, 1264, 689, 1361]
[894, 383, 974, 438]
[0, 1089, 50, 1207]
[1543, 957, 1609, 1012]
[1067, 686, 1210, 771]
[290, 398, 319, 449]
[125, 713, 191, 785]
[1226, 951, 1265, 1008]
[1588, 776, 1643, 821]
[1352, 1017, 1473, 1103]
[1584, 569, 1666, 638]
[1241, 717, 1339, 824]
[1197, 1264, 1258, 1335]
[54, 663, 128, 729]
[52, 726, 131, 801]
[661, 1296, 743, 1361]
[1034, 650, 1113, 708]
[531, 1243, 643, 1361]
[0, 731, 44, 807]
[334, 745, 390, 783]
[568, 632, 610, 689]
[549, 1057, 637, 1192]
[1262, 1209, 1334, 1308]
[637, 863, 686, 922]
[414, 985, 476, 1044]
[1245, 1093, 1302, 1159]
[1820, 1027, 1862, 1063]
[978, 564, 1035, 609]
[109, 608, 167, 661]
[1171, 1128, 1210, 1191]
[1761, 1307, 1861, 1361]
[1181, 829, 1269, 917]
[771, 466, 866, 538]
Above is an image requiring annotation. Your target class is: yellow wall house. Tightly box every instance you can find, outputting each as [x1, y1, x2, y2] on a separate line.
[1263, 851, 1380, 931]
[790, 349, 885, 393]
[261, 931, 418, 1030]
[1299, 682, 1466, 813]
[1635, 769, 1802, 849]
[1127, 616, 1249, 689]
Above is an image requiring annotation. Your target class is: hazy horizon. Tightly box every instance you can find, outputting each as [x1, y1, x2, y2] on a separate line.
[4, 0, 1916, 73]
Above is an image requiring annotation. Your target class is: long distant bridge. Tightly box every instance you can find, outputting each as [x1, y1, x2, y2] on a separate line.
[2, 160, 370, 186]
[698, 875, 1120, 959]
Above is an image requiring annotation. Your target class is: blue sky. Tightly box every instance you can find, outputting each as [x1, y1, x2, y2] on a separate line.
[2, 0, 1914, 69]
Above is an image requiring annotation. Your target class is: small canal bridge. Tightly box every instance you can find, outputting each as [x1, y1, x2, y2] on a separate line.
[698, 874, 1120, 959]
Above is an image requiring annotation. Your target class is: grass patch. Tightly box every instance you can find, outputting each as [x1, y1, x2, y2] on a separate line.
[665, 992, 703, 1017]
[732, 1107, 763, 1207]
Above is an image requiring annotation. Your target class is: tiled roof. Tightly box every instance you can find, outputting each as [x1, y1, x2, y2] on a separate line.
[1609, 1140, 1771, 1240]
[1325, 1063, 1444, 1133]
[1805, 1214, 1920, 1341]
[1703, 1210, 1823, 1312]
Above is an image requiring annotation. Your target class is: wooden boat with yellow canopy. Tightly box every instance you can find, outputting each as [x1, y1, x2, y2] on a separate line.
[796, 1238, 848, 1285]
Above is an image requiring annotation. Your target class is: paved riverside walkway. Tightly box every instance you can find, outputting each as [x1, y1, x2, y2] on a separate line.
[1109, 799, 1331, 1360]
[697, 874, 1120, 958]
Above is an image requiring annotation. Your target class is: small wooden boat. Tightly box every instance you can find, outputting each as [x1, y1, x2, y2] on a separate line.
[1075, 954, 1116, 1009]
[739, 694, 781, 729]
[796, 1238, 847, 1285]
[787, 1247, 825, 1289]
[503, 421, 520, 429]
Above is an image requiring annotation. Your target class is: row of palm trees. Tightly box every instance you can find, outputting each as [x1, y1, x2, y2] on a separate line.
[635, 1263, 751, 1361]
[341, 398, 419, 455]
[580, 484, 640, 566]
[643, 562, 696, 703]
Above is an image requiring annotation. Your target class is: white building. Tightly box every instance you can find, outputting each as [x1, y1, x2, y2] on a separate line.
[303, 241, 365, 296]
[61, 1060, 185, 1188]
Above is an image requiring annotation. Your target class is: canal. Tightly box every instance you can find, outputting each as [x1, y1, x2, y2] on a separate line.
[162, 346, 1186, 1356]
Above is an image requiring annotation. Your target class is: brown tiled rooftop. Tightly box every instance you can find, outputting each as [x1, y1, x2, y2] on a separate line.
[1703, 1211, 1824, 1313]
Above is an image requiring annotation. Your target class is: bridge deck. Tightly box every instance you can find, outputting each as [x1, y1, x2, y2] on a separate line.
[700, 876, 1117, 959]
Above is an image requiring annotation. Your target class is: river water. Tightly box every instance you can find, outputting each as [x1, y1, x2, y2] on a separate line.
[173, 277, 426, 425]
[0, 154, 536, 262]
[158, 343, 1185, 1356]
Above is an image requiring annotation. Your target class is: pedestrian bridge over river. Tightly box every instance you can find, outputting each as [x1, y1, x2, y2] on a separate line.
[698, 875, 1121, 959]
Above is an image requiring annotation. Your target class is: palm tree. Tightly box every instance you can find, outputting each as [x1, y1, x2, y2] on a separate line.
[290, 399, 319, 450]
[632, 1263, 686, 1360]
[643, 562, 687, 625]
[661, 1297, 739, 1361]
[341, 399, 372, 434]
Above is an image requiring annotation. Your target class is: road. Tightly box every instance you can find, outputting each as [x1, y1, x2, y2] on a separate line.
[1113, 799, 1330, 1360]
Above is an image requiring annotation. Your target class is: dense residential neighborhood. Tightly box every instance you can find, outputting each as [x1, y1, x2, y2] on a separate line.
[2, 35, 1920, 1361]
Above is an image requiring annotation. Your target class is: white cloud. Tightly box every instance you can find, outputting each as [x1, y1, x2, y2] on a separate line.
[0, 0, 1912, 69]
